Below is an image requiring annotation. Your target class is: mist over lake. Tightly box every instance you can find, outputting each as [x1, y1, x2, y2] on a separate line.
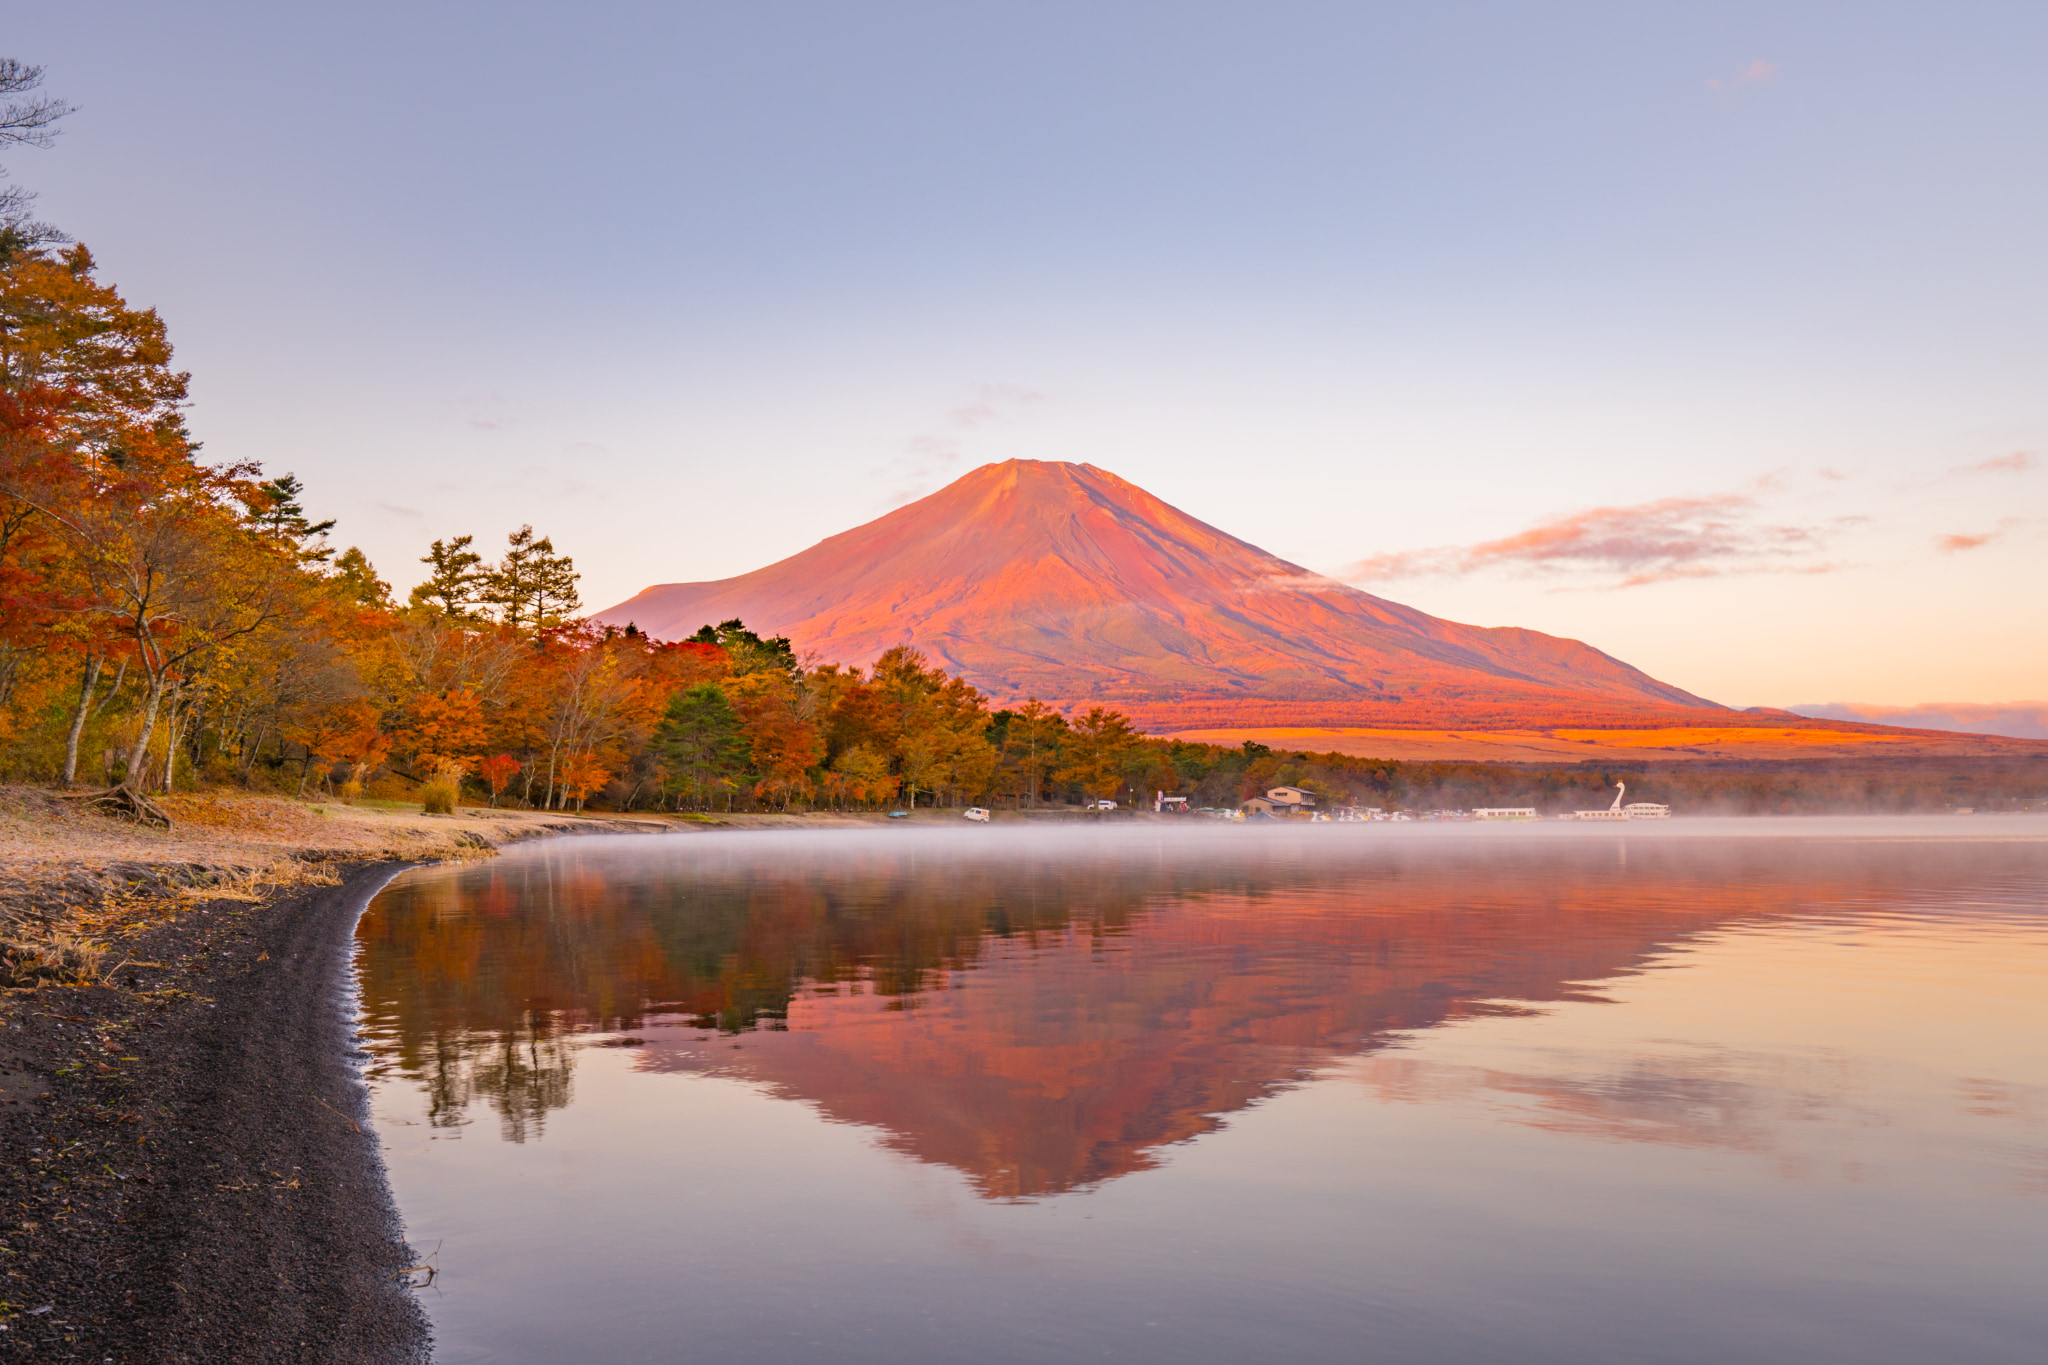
[356, 821, 2048, 1365]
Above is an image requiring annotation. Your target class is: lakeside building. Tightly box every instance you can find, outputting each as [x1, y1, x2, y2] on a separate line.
[1241, 786, 1319, 820]
[1471, 808, 1538, 820]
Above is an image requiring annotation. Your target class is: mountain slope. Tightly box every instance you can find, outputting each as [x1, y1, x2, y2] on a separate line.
[598, 460, 1723, 728]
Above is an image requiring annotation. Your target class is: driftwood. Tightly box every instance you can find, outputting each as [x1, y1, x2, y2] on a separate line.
[57, 783, 174, 829]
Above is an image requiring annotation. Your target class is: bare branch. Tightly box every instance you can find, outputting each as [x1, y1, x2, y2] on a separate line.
[0, 60, 76, 149]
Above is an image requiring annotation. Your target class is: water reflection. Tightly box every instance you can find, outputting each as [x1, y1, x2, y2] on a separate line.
[356, 827, 2043, 1192]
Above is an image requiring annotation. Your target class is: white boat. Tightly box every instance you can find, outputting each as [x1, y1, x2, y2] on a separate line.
[1573, 782, 1633, 820]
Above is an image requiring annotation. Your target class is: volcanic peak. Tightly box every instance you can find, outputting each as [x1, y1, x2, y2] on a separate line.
[601, 460, 1722, 728]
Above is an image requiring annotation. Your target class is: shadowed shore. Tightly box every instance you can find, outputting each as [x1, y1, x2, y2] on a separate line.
[0, 794, 681, 1361]
[1, 865, 428, 1363]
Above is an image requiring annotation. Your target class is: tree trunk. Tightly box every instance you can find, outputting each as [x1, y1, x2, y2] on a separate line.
[121, 673, 167, 790]
[244, 724, 277, 784]
[60, 654, 103, 789]
[160, 682, 188, 795]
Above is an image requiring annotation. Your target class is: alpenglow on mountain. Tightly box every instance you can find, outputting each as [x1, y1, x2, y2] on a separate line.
[598, 460, 1723, 729]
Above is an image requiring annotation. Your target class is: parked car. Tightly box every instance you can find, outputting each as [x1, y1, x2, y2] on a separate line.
[963, 807, 991, 822]
[1088, 799, 1118, 811]
[886, 810, 910, 820]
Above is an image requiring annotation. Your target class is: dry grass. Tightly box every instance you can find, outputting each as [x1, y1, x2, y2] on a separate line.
[0, 933, 105, 988]
[0, 786, 634, 971]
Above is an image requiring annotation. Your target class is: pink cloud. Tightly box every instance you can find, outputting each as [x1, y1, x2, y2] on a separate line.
[1934, 515, 2027, 553]
[1708, 59, 1779, 92]
[1950, 451, 2034, 477]
[1342, 490, 1835, 589]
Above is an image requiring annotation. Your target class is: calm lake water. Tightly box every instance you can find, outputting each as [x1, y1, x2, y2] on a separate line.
[354, 820, 2048, 1364]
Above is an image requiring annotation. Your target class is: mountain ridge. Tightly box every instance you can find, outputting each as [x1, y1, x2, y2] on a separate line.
[599, 460, 1725, 729]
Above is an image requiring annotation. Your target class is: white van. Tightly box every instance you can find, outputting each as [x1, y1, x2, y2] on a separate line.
[963, 807, 991, 822]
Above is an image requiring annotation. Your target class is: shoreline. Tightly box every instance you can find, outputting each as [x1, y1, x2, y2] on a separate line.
[2, 864, 429, 1362]
[0, 794, 676, 1362]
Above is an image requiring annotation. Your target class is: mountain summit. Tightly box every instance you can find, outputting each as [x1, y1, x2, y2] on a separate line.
[599, 460, 1721, 728]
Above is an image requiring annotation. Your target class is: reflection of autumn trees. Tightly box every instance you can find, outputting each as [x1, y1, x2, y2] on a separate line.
[355, 835, 2025, 1164]
[357, 842, 1233, 1137]
[413, 1011, 576, 1143]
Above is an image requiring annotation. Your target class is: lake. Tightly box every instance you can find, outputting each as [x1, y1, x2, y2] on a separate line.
[354, 819, 2048, 1364]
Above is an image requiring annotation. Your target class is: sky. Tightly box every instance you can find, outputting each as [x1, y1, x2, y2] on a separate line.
[8, 1, 2045, 712]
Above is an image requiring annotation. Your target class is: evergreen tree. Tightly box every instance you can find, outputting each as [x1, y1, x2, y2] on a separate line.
[332, 545, 392, 608]
[484, 525, 580, 634]
[407, 534, 485, 619]
[247, 472, 337, 563]
[654, 682, 748, 810]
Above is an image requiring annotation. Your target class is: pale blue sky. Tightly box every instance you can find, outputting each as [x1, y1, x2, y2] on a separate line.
[10, 1, 2045, 705]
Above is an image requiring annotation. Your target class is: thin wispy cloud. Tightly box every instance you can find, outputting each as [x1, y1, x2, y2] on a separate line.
[1950, 451, 2033, 477]
[879, 383, 1045, 506]
[1341, 487, 1843, 589]
[1896, 450, 2036, 494]
[1707, 58, 1779, 93]
[1791, 700, 2048, 741]
[1934, 516, 2025, 553]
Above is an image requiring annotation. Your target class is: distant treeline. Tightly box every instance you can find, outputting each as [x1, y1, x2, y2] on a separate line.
[1158, 748, 2048, 816]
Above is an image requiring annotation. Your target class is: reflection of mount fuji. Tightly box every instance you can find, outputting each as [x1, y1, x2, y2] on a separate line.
[356, 835, 1989, 1196]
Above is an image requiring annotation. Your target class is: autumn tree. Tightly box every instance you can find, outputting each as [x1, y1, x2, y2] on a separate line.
[281, 696, 380, 797]
[867, 646, 995, 807]
[993, 698, 1066, 807]
[727, 670, 822, 809]
[397, 688, 488, 778]
[687, 619, 796, 676]
[824, 743, 895, 809]
[1055, 707, 1143, 804]
[477, 753, 521, 807]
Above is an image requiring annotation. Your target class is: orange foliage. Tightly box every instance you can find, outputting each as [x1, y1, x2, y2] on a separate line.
[398, 688, 488, 776]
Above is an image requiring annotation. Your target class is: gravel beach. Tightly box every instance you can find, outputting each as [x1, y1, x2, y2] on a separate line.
[2, 864, 431, 1363]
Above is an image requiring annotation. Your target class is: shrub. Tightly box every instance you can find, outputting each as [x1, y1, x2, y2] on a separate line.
[420, 776, 460, 815]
